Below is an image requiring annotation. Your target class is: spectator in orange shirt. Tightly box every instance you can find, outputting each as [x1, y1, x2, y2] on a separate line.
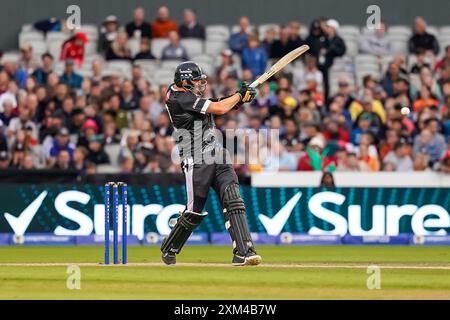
[413, 85, 439, 112]
[151, 6, 178, 38]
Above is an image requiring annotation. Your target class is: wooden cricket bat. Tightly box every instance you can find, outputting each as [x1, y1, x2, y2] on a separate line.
[250, 44, 310, 88]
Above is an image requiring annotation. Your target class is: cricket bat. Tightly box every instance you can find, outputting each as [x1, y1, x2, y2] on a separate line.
[250, 44, 310, 88]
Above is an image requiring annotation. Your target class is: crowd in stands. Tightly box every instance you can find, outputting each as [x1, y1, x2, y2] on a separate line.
[0, 5, 449, 175]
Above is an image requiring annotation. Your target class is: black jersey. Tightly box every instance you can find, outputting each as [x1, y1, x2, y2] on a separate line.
[165, 84, 220, 162]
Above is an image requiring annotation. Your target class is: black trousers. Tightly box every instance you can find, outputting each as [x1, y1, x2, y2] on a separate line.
[181, 157, 239, 213]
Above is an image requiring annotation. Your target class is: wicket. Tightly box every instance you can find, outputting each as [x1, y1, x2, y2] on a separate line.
[104, 182, 128, 265]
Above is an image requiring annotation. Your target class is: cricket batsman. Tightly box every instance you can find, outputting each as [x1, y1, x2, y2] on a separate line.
[160, 61, 262, 266]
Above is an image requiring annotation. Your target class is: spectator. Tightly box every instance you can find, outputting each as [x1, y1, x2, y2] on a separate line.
[408, 17, 439, 56]
[413, 85, 439, 112]
[229, 16, 251, 54]
[413, 152, 431, 171]
[305, 18, 327, 59]
[60, 32, 89, 66]
[262, 27, 277, 54]
[161, 31, 189, 61]
[318, 19, 346, 99]
[437, 150, 450, 173]
[435, 45, 450, 75]
[263, 142, 297, 171]
[53, 150, 72, 170]
[86, 134, 109, 164]
[383, 140, 413, 171]
[288, 21, 305, 49]
[413, 127, 446, 164]
[297, 136, 326, 171]
[270, 26, 292, 59]
[280, 118, 303, 152]
[48, 127, 75, 162]
[120, 80, 140, 111]
[241, 33, 268, 78]
[179, 9, 205, 39]
[105, 32, 132, 61]
[59, 60, 83, 89]
[32, 53, 54, 85]
[360, 21, 391, 56]
[73, 146, 88, 173]
[293, 54, 323, 93]
[134, 39, 156, 60]
[0, 151, 10, 169]
[216, 49, 239, 86]
[18, 44, 39, 73]
[320, 172, 336, 187]
[99, 15, 120, 52]
[358, 143, 380, 171]
[126, 7, 152, 40]
[151, 6, 178, 38]
[410, 49, 431, 74]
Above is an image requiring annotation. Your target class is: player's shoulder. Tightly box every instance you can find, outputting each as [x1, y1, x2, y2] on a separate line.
[166, 84, 197, 105]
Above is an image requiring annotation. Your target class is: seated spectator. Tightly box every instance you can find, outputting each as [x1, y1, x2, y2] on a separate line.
[435, 45, 450, 75]
[73, 146, 88, 173]
[354, 95, 385, 129]
[99, 16, 120, 53]
[410, 49, 431, 74]
[60, 32, 89, 66]
[105, 32, 132, 61]
[383, 140, 413, 171]
[241, 33, 268, 78]
[358, 143, 380, 171]
[216, 49, 239, 85]
[32, 53, 54, 85]
[293, 54, 323, 93]
[281, 118, 303, 152]
[413, 152, 431, 171]
[134, 39, 156, 60]
[229, 16, 251, 54]
[288, 21, 305, 49]
[360, 21, 391, 56]
[126, 7, 152, 40]
[86, 134, 110, 164]
[59, 60, 83, 89]
[261, 27, 277, 54]
[408, 17, 439, 56]
[323, 118, 350, 144]
[179, 9, 205, 39]
[48, 127, 75, 162]
[413, 85, 439, 112]
[151, 6, 178, 38]
[2, 61, 28, 88]
[53, 150, 72, 170]
[297, 136, 330, 171]
[161, 31, 189, 61]
[18, 44, 39, 73]
[413, 127, 446, 164]
[120, 80, 140, 111]
[270, 26, 292, 59]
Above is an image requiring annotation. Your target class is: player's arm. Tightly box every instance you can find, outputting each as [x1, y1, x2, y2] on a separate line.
[206, 83, 256, 115]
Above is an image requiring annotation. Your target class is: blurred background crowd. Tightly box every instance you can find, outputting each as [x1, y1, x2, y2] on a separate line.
[0, 5, 449, 175]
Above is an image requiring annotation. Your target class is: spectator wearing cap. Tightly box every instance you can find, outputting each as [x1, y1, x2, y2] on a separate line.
[179, 9, 205, 39]
[161, 31, 189, 61]
[86, 134, 110, 165]
[134, 39, 156, 60]
[99, 15, 120, 52]
[105, 32, 132, 61]
[331, 76, 362, 123]
[229, 16, 251, 54]
[383, 140, 413, 171]
[305, 18, 327, 59]
[241, 33, 268, 78]
[32, 53, 54, 86]
[297, 136, 331, 171]
[216, 50, 239, 85]
[60, 32, 89, 66]
[408, 17, 439, 56]
[126, 7, 152, 40]
[318, 19, 346, 99]
[48, 127, 75, 161]
[59, 60, 83, 89]
[77, 119, 99, 149]
[151, 6, 178, 38]
[353, 95, 384, 129]
[359, 21, 391, 56]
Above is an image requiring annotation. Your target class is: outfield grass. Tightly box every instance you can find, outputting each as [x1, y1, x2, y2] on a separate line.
[0, 246, 449, 300]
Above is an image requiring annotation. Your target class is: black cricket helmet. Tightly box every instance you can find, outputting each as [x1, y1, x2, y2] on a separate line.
[174, 61, 208, 95]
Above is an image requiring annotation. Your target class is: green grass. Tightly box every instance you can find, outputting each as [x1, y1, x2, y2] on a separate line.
[0, 246, 450, 300]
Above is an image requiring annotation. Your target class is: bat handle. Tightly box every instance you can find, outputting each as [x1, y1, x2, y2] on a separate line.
[249, 81, 259, 89]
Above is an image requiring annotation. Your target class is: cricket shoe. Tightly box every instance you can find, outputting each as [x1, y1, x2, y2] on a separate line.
[232, 251, 262, 266]
[162, 252, 177, 265]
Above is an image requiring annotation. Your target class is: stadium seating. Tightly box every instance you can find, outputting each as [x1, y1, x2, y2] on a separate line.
[151, 38, 170, 59]
[180, 38, 204, 57]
